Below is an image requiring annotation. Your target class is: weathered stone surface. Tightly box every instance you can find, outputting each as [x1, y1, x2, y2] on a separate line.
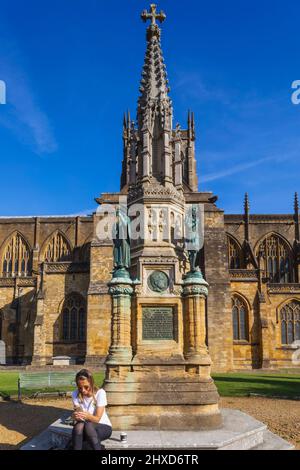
[26, 409, 293, 450]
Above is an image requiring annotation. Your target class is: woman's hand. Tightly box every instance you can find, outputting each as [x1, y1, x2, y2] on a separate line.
[74, 411, 90, 421]
[73, 406, 105, 423]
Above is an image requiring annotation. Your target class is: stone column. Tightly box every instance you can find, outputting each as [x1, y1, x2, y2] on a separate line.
[106, 273, 133, 364]
[141, 132, 150, 183]
[257, 264, 271, 368]
[32, 217, 40, 274]
[31, 291, 47, 366]
[259, 293, 271, 368]
[163, 131, 172, 186]
[182, 272, 210, 362]
[174, 134, 183, 189]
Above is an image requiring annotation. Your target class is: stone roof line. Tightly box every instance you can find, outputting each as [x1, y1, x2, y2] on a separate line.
[0, 215, 93, 220]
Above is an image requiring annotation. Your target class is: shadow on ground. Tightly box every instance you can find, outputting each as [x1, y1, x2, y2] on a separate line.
[0, 399, 71, 450]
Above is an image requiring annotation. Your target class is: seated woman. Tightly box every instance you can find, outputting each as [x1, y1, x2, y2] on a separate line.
[71, 369, 112, 450]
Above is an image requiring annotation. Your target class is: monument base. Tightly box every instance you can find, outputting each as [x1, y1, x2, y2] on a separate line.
[24, 409, 294, 450]
[106, 404, 222, 431]
[104, 358, 222, 430]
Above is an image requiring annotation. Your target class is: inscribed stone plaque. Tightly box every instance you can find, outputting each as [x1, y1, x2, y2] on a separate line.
[142, 306, 174, 340]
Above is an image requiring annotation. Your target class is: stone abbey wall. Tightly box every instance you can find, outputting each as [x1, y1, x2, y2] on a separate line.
[0, 3, 299, 372]
[0, 216, 93, 364]
[225, 213, 300, 371]
[0, 210, 299, 370]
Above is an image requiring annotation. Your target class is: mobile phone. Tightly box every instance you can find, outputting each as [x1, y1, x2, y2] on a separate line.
[74, 406, 85, 422]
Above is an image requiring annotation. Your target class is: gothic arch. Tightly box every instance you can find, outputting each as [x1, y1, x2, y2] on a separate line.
[59, 292, 87, 342]
[231, 291, 252, 312]
[254, 231, 293, 254]
[0, 231, 32, 277]
[254, 232, 294, 283]
[226, 234, 243, 269]
[40, 230, 72, 262]
[231, 292, 250, 341]
[278, 299, 300, 345]
[276, 297, 300, 322]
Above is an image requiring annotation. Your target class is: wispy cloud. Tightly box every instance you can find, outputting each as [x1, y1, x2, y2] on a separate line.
[0, 39, 57, 155]
[201, 156, 274, 183]
[200, 144, 300, 184]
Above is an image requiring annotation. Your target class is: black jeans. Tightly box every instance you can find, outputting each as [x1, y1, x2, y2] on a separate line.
[72, 421, 112, 450]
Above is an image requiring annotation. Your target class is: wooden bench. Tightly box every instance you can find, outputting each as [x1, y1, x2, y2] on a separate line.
[18, 371, 76, 400]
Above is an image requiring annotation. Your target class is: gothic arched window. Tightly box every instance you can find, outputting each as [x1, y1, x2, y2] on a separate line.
[232, 296, 249, 341]
[228, 236, 242, 269]
[1, 233, 32, 277]
[280, 301, 300, 345]
[61, 294, 86, 342]
[256, 234, 293, 283]
[43, 232, 72, 262]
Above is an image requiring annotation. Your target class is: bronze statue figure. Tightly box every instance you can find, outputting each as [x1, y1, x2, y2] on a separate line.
[112, 208, 131, 271]
[185, 205, 201, 273]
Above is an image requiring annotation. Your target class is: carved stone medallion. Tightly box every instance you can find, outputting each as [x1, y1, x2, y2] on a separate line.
[148, 270, 169, 293]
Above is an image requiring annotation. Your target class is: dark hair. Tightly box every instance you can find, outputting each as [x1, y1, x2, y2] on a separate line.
[75, 369, 98, 404]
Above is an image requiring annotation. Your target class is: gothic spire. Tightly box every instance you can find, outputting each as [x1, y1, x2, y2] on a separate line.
[294, 192, 299, 215]
[294, 192, 299, 241]
[133, 4, 173, 186]
[244, 192, 250, 214]
[138, 4, 172, 132]
[122, 4, 199, 192]
[242, 193, 257, 268]
[244, 193, 250, 241]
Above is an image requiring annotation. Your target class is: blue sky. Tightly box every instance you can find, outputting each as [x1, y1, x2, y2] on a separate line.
[0, 0, 299, 216]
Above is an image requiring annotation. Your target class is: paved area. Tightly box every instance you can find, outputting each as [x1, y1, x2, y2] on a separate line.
[0, 396, 299, 450]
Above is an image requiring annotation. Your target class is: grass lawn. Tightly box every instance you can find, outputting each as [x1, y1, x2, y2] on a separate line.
[1, 371, 300, 399]
[213, 373, 300, 398]
[0, 371, 105, 398]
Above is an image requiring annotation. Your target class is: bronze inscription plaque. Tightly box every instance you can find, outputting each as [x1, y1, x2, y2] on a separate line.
[142, 306, 174, 340]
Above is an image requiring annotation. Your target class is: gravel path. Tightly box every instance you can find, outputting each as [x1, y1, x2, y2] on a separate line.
[221, 397, 300, 449]
[0, 396, 299, 450]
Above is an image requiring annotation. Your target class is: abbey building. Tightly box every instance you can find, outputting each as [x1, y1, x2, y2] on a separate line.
[0, 5, 299, 372]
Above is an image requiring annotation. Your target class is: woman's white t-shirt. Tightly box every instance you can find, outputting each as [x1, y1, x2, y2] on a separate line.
[72, 388, 112, 427]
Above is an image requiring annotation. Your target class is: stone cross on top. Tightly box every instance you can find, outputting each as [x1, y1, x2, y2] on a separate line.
[141, 4, 166, 26]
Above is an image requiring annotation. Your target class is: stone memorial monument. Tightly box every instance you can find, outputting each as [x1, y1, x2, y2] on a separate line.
[20, 4, 295, 451]
[103, 4, 221, 430]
